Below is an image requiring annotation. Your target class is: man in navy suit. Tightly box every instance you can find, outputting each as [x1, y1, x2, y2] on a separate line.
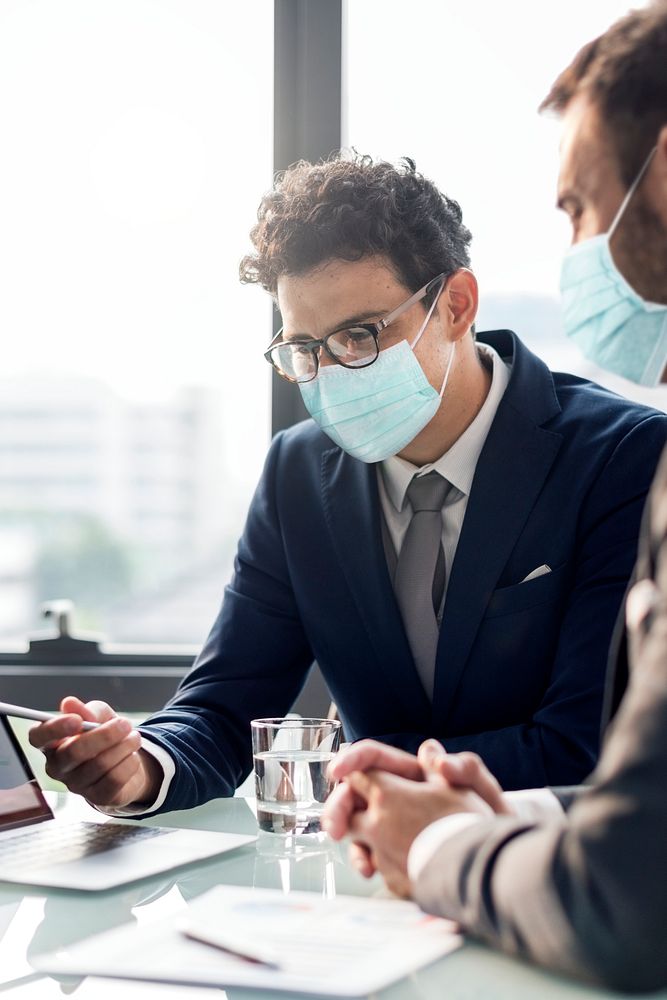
[30, 155, 666, 814]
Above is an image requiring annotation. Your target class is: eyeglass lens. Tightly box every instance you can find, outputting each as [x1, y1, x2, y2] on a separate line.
[272, 327, 379, 382]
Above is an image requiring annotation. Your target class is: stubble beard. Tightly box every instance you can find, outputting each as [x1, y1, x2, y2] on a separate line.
[612, 193, 667, 305]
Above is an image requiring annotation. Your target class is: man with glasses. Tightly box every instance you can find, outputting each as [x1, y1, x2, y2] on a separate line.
[29, 154, 665, 819]
[322, 2, 667, 991]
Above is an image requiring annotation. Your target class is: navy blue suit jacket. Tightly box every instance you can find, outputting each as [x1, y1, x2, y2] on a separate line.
[140, 331, 667, 812]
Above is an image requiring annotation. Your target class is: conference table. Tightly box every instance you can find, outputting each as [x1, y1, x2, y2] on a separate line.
[0, 790, 664, 1000]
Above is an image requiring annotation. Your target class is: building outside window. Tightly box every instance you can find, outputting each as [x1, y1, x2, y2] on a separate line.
[0, 1, 273, 647]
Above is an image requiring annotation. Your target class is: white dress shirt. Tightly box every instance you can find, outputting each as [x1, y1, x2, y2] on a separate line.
[377, 344, 510, 604]
[106, 344, 511, 816]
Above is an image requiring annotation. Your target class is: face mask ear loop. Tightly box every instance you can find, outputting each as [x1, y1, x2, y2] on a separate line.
[608, 145, 657, 240]
[437, 341, 456, 399]
[410, 277, 446, 351]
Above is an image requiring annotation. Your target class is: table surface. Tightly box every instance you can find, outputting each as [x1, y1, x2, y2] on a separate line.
[0, 791, 664, 1000]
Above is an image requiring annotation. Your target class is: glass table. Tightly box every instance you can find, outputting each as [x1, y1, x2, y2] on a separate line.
[0, 791, 663, 1000]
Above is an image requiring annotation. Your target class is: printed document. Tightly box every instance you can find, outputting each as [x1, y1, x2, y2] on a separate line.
[35, 885, 463, 995]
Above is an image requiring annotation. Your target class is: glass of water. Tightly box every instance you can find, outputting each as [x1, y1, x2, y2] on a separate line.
[251, 718, 342, 835]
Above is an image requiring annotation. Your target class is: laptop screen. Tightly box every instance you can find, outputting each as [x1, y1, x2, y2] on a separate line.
[0, 717, 53, 832]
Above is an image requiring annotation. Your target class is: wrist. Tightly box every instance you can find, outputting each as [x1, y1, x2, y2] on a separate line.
[135, 747, 163, 806]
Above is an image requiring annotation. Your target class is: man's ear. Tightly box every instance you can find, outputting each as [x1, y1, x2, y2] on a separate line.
[442, 268, 478, 341]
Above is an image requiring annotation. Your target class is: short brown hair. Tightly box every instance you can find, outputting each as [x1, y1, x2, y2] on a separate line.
[240, 153, 472, 300]
[540, 1, 667, 184]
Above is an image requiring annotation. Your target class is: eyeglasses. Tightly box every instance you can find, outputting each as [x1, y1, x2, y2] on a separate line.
[264, 273, 448, 384]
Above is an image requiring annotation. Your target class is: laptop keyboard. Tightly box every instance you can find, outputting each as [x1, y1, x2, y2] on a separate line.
[0, 821, 171, 872]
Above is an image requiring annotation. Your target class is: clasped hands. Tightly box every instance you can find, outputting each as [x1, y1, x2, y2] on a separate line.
[321, 740, 513, 898]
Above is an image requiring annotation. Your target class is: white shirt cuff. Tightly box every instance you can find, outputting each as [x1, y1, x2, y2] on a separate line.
[408, 813, 483, 883]
[407, 788, 563, 884]
[94, 736, 176, 817]
[503, 787, 564, 821]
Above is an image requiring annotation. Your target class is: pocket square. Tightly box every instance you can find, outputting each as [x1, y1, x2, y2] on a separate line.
[521, 564, 552, 583]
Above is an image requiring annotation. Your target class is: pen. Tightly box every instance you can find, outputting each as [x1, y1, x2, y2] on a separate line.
[0, 701, 100, 732]
[183, 926, 282, 969]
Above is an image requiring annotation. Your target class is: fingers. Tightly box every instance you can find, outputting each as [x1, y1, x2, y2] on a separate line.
[324, 770, 386, 847]
[82, 750, 143, 807]
[344, 769, 377, 800]
[29, 698, 118, 751]
[51, 726, 141, 784]
[417, 739, 447, 774]
[329, 740, 423, 783]
[421, 746, 510, 815]
[60, 697, 116, 724]
[348, 841, 375, 878]
[29, 714, 86, 750]
[43, 725, 144, 808]
[322, 782, 359, 841]
[325, 786, 378, 878]
[48, 716, 132, 772]
[49, 729, 142, 799]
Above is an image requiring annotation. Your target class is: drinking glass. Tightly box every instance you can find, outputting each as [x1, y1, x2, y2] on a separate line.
[251, 718, 342, 835]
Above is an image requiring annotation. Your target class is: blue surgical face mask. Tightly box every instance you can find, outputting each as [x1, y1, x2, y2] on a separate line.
[560, 145, 667, 387]
[299, 284, 455, 463]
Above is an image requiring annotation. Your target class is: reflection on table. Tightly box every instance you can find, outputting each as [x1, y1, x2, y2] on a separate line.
[0, 791, 663, 1000]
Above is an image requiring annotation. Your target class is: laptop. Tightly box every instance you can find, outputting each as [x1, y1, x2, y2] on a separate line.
[0, 716, 256, 890]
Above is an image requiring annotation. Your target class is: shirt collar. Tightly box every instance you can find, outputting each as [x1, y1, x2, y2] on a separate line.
[380, 344, 510, 512]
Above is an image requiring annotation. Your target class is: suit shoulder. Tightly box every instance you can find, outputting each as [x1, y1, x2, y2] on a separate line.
[550, 372, 667, 439]
[279, 417, 334, 449]
[276, 417, 335, 455]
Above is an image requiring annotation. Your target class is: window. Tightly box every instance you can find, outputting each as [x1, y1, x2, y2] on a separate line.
[2, 0, 664, 663]
[343, 0, 667, 410]
[0, 1, 273, 646]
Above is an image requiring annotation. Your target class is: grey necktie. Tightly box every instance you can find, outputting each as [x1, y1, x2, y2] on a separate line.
[394, 471, 452, 698]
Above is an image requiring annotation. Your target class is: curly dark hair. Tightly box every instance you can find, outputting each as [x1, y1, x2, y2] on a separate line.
[239, 153, 472, 303]
[540, 0, 667, 184]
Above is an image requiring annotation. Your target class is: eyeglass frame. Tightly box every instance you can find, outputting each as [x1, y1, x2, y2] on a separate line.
[263, 271, 449, 384]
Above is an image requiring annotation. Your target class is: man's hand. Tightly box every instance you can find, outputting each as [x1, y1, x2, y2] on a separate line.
[329, 739, 510, 814]
[28, 697, 162, 808]
[416, 742, 512, 815]
[323, 739, 513, 879]
[343, 768, 493, 897]
[329, 741, 425, 784]
[324, 741, 425, 873]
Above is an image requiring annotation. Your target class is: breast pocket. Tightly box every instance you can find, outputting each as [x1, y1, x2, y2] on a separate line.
[484, 562, 570, 619]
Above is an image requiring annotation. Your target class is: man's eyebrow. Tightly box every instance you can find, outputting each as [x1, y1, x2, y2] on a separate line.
[283, 308, 388, 341]
[329, 309, 386, 332]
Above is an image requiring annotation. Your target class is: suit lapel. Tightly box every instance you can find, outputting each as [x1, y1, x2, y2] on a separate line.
[321, 446, 430, 719]
[433, 332, 563, 724]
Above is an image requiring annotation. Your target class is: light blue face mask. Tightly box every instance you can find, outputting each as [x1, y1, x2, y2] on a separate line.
[299, 285, 455, 463]
[560, 145, 667, 387]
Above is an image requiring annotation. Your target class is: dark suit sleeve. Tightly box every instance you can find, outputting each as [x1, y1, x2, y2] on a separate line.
[377, 414, 667, 789]
[411, 464, 667, 993]
[135, 431, 314, 813]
